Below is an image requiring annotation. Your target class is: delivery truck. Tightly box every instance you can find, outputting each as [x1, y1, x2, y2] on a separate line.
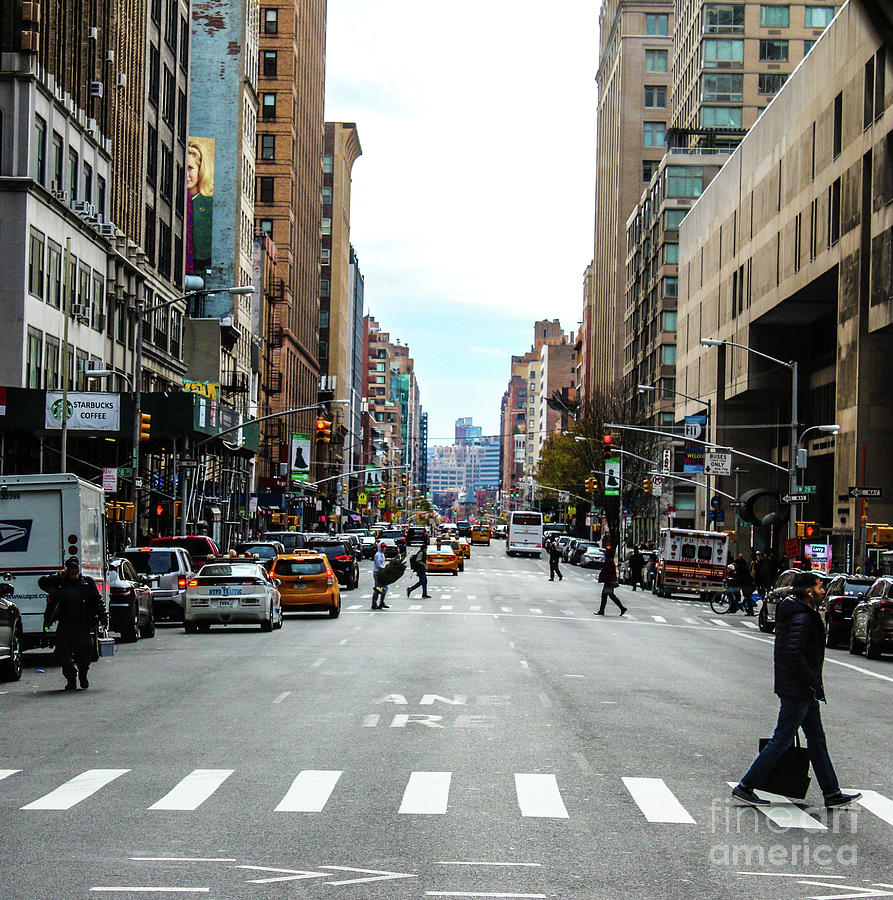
[0, 474, 107, 650]
[653, 527, 729, 599]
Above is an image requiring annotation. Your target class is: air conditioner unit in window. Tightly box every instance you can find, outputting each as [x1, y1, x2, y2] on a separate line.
[89, 81, 103, 98]
[117, 72, 127, 89]
[87, 117, 98, 136]
[88, 26, 98, 39]
[70, 304, 87, 319]
[52, 188, 69, 203]
[97, 222, 117, 237]
[72, 200, 96, 218]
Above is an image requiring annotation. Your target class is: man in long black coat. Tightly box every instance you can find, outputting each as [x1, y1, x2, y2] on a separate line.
[40, 557, 107, 690]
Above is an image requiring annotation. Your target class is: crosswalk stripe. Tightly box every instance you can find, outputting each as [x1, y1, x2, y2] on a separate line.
[515, 774, 569, 818]
[530, 608, 543, 614]
[500, 606, 512, 613]
[561, 610, 574, 616]
[0, 769, 21, 781]
[410, 604, 422, 610]
[856, 789, 893, 826]
[683, 617, 699, 625]
[470, 605, 481, 611]
[741, 620, 758, 630]
[440, 605, 453, 611]
[725, 782, 826, 830]
[622, 777, 695, 824]
[347, 604, 362, 610]
[148, 769, 234, 810]
[399, 771, 451, 814]
[710, 619, 732, 627]
[467, 595, 477, 600]
[21, 769, 130, 810]
[651, 616, 667, 624]
[276, 770, 342, 812]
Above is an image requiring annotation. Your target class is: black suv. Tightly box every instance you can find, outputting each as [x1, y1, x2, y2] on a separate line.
[306, 539, 359, 590]
[376, 529, 406, 554]
[406, 526, 428, 546]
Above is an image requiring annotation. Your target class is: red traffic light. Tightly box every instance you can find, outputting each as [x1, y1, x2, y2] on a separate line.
[155, 504, 164, 516]
[602, 433, 613, 445]
[316, 417, 327, 431]
[805, 524, 815, 538]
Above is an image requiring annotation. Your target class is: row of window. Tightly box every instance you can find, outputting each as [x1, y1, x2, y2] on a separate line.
[28, 229, 104, 323]
[704, 4, 834, 32]
[32, 117, 107, 211]
[150, 0, 190, 70]
[704, 37, 817, 65]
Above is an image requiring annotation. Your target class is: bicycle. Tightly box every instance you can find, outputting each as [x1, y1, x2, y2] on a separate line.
[709, 585, 760, 615]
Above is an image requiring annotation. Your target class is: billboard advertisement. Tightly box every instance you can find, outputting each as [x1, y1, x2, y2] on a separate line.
[683, 414, 707, 473]
[45, 392, 120, 431]
[186, 137, 214, 281]
[290, 433, 311, 483]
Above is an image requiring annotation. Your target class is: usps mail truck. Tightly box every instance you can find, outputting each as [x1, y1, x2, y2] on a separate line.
[0, 474, 107, 650]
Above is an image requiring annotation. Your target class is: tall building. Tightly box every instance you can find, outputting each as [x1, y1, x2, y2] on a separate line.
[676, 0, 889, 564]
[254, 0, 327, 486]
[585, 0, 674, 396]
[455, 416, 482, 444]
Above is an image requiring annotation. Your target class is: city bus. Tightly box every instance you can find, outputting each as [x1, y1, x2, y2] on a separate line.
[506, 510, 544, 558]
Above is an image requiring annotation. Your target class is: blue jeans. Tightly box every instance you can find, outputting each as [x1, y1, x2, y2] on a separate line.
[740, 695, 840, 798]
[408, 571, 428, 595]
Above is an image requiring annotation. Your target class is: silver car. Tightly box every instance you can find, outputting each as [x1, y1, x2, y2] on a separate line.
[185, 562, 283, 633]
[123, 547, 195, 622]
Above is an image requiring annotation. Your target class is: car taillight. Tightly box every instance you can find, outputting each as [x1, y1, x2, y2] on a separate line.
[327, 573, 335, 585]
[110, 586, 131, 595]
[878, 601, 893, 611]
[831, 599, 843, 611]
[178, 577, 186, 589]
[187, 579, 198, 587]
[242, 579, 268, 586]
[335, 555, 351, 562]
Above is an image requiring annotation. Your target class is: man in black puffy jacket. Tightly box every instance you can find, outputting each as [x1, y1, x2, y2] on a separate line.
[731, 571, 860, 808]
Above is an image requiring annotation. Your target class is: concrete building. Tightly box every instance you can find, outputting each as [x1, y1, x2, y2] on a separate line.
[585, 0, 674, 396]
[676, 0, 891, 567]
[455, 417, 482, 444]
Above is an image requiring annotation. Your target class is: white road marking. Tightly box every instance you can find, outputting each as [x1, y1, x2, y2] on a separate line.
[149, 769, 234, 811]
[272, 691, 291, 704]
[467, 595, 477, 599]
[651, 615, 667, 624]
[311, 657, 325, 668]
[515, 774, 569, 818]
[856, 790, 893, 827]
[0, 769, 21, 781]
[741, 620, 759, 629]
[320, 865, 417, 886]
[500, 606, 512, 613]
[339, 638, 349, 644]
[410, 604, 422, 610]
[426, 894, 546, 898]
[622, 777, 695, 824]
[440, 605, 453, 611]
[561, 610, 574, 615]
[470, 605, 481, 611]
[276, 770, 342, 812]
[347, 604, 362, 610]
[22, 768, 130, 810]
[399, 771, 452, 814]
[519, 660, 530, 669]
[710, 618, 732, 627]
[435, 862, 542, 867]
[529, 608, 543, 614]
[362, 714, 380, 727]
[90, 890, 210, 894]
[237, 865, 327, 884]
[726, 782, 826, 830]
[128, 858, 237, 863]
[683, 617, 699, 624]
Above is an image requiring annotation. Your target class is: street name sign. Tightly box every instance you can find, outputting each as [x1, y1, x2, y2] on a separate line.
[782, 493, 809, 503]
[704, 451, 732, 476]
[796, 485, 816, 495]
[661, 448, 672, 475]
[848, 486, 882, 498]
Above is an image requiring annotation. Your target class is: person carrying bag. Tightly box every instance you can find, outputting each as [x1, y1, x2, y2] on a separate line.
[595, 548, 627, 617]
[406, 546, 430, 598]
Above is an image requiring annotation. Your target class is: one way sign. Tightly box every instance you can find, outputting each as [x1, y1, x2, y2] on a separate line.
[849, 486, 883, 499]
[782, 493, 809, 504]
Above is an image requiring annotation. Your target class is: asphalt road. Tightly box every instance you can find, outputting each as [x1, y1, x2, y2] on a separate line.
[1, 542, 891, 900]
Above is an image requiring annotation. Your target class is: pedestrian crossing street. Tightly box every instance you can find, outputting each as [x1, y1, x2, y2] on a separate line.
[2, 767, 891, 832]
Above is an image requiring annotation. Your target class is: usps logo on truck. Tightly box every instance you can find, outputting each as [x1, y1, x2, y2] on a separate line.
[0, 519, 33, 552]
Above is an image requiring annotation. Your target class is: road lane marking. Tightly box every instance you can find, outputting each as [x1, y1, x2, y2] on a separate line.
[470, 605, 481, 611]
[726, 782, 826, 830]
[561, 610, 574, 615]
[683, 617, 699, 624]
[440, 605, 453, 610]
[519, 660, 530, 669]
[856, 790, 893, 826]
[339, 638, 349, 644]
[436, 862, 542, 867]
[741, 620, 758, 629]
[362, 714, 380, 727]
[22, 768, 130, 810]
[347, 604, 362, 610]
[500, 606, 512, 612]
[426, 894, 546, 898]
[410, 604, 422, 610]
[148, 769, 234, 811]
[311, 658, 325, 668]
[622, 777, 695, 824]
[515, 774, 569, 818]
[399, 771, 451, 814]
[272, 691, 291, 704]
[651, 616, 667, 624]
[0, 769, 21, 781]
[529, 608, 543, 614]
[128, 858, 236, 863]
[276, 770, 342, 812]
[710, 618, 731, 627]
[90, 890, 210, 894]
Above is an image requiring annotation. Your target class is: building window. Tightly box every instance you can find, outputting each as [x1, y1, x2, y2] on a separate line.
[162, 66, 175, 124]
[160, 145, 173, 201]
[702, 73, 743, 101]
[45, 336, 59, 389]
[158, 221, 172, 278]
[33, 115, 46, 185]
[26, 328, 43, 388]
[323, 154, 334, 173]
[320, 247, 331, 265]
[759, 39, 788, 62]
[804, 6, 834, 28]
[263, 50, 277, 76]
[833, 91, 842, 157]
[645, 50, 668, 72]
[83, 162, 92, 203]
[319, 309, 329, 328]
[704, 39, 744, 66]
[646, 13, 668, 35]
[644, 121, 666, 147]
[52, 132, 63, 191]
[759, 5, 789, 27]
[46, 240, 62, 308]
[179, 15, 189, 69]
[145, 206, 156, 263]
[259, 176, 274, 202]
[321, 185, 332, 204]
[701, 106, 742, 128]
[148, 44, 159, 105]
[804, 39, 816, 54]
[170, 310, 182, 358]
[175, 164, 185, 216]
[321, 217, 332, 235]
[29, 229, 45, 300]
[259, 219, 273, 236]
[663, 276, 678, 298]
[758, 73, 788, 94]
[662, 311, 678, 331]
[644, 85, 667, 108]
[178, 89, 187, 144]
[829, 177, 841, 244]
[264, 9, 278, 33]
[665, 208, 687, 230]
[661, 344, 677, 365]
[703, 4, 745, 32]
[146, 125, 158, 185]
[318, 340, 329, 360]
[262, 93, 276, 119]
[91, 274, 104, 331]
[68, 149, 78, 200]
[643, 159, 659, 182]
[260, 134, 275, 160]
[664, 243, 679, 265]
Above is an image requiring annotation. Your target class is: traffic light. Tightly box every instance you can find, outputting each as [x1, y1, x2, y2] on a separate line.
[796, 521, 816, 539]
[585, 476, 599, 494]
[602, 433, 613, 448]
[643, 477, 652, 494]
[401, 472, 408, 487]
[314, 417, 332, 444]
[138, 412, 151, 442]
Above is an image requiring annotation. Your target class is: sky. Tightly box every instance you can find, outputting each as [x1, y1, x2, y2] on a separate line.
[324, 1, 599, 445]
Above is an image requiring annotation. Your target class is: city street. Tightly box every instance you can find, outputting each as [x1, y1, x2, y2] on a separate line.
[1, 543, 891, 900]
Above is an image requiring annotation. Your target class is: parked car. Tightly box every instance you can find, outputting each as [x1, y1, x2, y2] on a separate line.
[185, 561, 282, 633]
[759, 569, 833, 634]
[233, 541, 286, 571]
[850, 575, 893, 659]
[122, 547, 195, 623]
[0, 577, 23, 681]
[305, 538, 360, 590]
[406, 526, 428, 546]
[151, 535, 223, 570]
[260, 531, 307, 553]
[823, 574, 874, 647]
[270, 553, 341, 617]
[107, 557, 155, 642]
[579, 545, 606, 569]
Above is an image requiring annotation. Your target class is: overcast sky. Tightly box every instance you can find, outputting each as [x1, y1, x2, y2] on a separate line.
[324, 1, 598, 445]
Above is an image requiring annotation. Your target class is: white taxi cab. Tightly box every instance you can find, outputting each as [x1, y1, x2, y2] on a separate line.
[185, 561, 283, 633]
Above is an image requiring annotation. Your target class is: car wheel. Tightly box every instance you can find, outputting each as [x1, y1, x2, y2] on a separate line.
[328, 601, 340, 618]
[849, 623, 864, 654]
[825, 620, 837, 649]
[758, 607, 773, 633]
[452, 570, 458, 576]
[122, 601, 140, 643]
[865, 625, 882, 660]
[140, 608, 156, 639]
[184, 621, 198, 634]
[0, 621, 23, 682]
[260, 607, 274, 632]
[197, 621, 212, 633]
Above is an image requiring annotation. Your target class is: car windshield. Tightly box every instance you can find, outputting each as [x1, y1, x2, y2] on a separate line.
[274, 559, 326, 575]
[199, 564, 260, 578]
[155, 538, 216, 558]
[308, 543, 349, 559]
[236, 544, 278, 559]
[123, 551, 179, 574]
[379, 530, 403, 539]
[262, 533, 303, 550]
[842, 581, 871, 594]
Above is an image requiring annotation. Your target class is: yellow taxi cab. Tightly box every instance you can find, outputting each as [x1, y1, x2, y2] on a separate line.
[426, 546, 459, 575]
[471, 526, 491, 545]
[457, 537, 472, 560]
[269, 552, 341, 618]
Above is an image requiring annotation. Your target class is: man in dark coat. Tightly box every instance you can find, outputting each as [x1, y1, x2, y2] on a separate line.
[595, 548, 627, 616]
[731, 571, 860, 808]
[628, 547, 646, 591]
[40, 557, 107, 690]
[548, 539, 563, 581]
[406, 545, 431, 598]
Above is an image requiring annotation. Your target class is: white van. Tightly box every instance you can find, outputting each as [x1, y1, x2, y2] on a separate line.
[0, 474, 107, 650]
[507, 510, 544, 558]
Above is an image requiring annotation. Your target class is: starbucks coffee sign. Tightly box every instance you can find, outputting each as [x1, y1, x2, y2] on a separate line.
[45, 392, 120, 431]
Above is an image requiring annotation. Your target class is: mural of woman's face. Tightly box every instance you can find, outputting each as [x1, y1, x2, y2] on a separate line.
[186, 153, 200, 194]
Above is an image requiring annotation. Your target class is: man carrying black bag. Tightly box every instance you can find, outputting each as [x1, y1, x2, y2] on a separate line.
[731, 571, 860, 808]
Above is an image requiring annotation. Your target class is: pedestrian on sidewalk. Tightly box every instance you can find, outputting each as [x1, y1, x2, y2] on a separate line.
[629, 546, 646, 591]
[731, 571, 861, 809]
[371, 541, 389, 609]
[548, 539, 563, 581]
[407, 545, 431, 598]
[39, 557, 108, 691]
[596, 548, 627, 616]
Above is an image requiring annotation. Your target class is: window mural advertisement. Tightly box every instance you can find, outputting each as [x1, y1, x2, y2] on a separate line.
[186, 137, 214, 281]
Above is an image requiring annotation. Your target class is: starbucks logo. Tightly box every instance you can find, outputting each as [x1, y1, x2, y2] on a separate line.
[50, 398, 74, 423]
